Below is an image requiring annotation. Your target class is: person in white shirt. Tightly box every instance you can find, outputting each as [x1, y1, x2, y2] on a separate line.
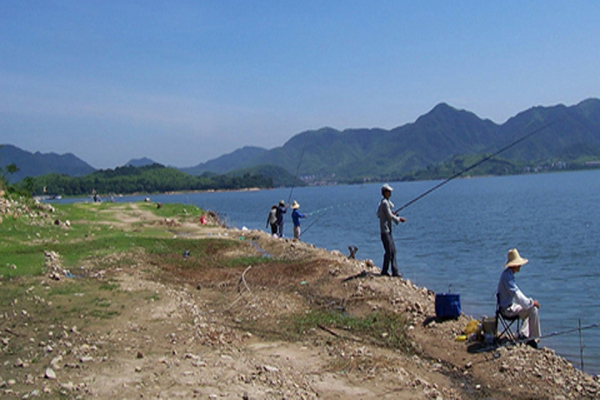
[497, 248, 541, 347]
[376, 184, 406, 277]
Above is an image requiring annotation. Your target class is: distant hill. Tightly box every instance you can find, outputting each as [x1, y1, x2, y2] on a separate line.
[223, 164, 299, 188]
[0, 145, 95, 183]
[180, 146, 268, 175]
[125, 157, 157, 168]
[188, 99, 600, 183]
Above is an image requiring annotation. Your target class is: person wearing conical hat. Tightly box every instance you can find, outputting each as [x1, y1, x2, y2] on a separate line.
[497, 248, 541, 347]
[376, 184, 406, 277]
[291, 200, 307, 240]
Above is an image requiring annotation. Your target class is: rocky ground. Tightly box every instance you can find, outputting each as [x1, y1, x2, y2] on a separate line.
[1, 198, 599, 399]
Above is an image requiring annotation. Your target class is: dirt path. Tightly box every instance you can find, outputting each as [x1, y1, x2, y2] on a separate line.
[2, 202, 599, 399]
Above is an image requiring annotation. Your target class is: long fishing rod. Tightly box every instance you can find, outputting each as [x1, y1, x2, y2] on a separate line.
[287, 133, 310, 205]
[475, 322, 600, 355]
[394, 121, 554, 213]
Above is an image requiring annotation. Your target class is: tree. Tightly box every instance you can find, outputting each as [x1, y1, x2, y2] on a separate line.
[23, 177, 35, 194]
[0, 144, 20, 192]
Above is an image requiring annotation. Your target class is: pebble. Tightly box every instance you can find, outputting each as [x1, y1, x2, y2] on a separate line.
[50, 355, 63, 369]
[45, 368, 57, 380]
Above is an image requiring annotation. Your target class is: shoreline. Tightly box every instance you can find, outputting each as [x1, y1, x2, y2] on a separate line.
[2, 198, 599, 398]
[233, 227, 600, 397]
[35, 190, 600, 376]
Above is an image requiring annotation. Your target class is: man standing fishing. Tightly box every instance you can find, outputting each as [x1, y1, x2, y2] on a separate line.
[291, 200, 307, 240]
[377, 184, 406, 277]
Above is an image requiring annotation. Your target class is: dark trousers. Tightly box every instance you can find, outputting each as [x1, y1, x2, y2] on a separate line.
[381, 231, 399, 276]
[270, 223, 278, 235]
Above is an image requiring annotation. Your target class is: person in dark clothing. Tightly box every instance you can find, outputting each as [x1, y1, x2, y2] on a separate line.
[275, 200, 288, 237]
[266, 205, 278, 236]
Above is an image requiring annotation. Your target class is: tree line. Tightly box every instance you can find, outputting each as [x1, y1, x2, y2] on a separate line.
[20, 164, 274, 196]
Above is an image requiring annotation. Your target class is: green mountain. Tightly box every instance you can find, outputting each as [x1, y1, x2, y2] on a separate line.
[0, 144, 95, 183]
[180, 146, 269, 175]
[187, 99, 600, 183]
[222, 164, 300, 188]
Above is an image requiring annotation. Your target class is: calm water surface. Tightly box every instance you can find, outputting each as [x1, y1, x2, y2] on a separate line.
[67, 170, 600, 374]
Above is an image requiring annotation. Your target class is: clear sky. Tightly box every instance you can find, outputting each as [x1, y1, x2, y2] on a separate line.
[1, 1, 599, 169]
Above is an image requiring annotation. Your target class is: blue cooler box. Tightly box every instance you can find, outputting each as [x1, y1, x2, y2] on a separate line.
[435, 293, 461, 319]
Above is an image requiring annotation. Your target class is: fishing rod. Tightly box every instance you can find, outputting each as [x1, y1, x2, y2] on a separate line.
[287, 133, 310, 206]
[537, 323, 599, 340]
[394, 121, 554, 213]
[475, 322, 600, 355]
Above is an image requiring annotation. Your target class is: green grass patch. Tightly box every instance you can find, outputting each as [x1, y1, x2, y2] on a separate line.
[90, 309, 120, 319]
[0, 200, 213, 278]
[100, 281, 120, 291]
[44, 279, 125, 321]
[287, 309, 412, 351]
[147, 293, 160, 302]
[147, 237, 247, 269]
[138, 202, 204, 221]
[93, 297, 112, 307]
[48, 283, 85, 296]
[223, 255, 272, 268]
[0, 252, 45, 278]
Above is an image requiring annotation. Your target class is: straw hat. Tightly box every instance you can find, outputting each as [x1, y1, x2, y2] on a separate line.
[505, 248, 528, 268]
[279, 200, 285, 206]
[291, 200, 300, 209]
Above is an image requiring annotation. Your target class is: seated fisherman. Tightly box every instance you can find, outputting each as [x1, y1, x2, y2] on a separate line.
[497, 248, 541, 347]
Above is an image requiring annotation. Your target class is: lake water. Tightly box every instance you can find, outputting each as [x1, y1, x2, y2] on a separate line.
[59, 170, 600, 374]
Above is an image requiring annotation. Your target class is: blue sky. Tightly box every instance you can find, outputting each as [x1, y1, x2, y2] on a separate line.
[1, 1, 599, 169]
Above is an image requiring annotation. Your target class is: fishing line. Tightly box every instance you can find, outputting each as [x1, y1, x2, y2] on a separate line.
[299, 208, 330, 237]
[537, 323, 599, 340]
[305, 201, 357, 217]
[300, 200, 363, 237]
[394, 121, 554, 213]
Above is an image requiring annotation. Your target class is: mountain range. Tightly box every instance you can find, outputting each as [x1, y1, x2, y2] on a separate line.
[0, 145, 95, 183]
[3, 98, 600, 184]
[182, 98, 600, 183]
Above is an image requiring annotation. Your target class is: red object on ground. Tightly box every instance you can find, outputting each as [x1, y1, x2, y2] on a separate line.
[200, 215, 207, 225]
